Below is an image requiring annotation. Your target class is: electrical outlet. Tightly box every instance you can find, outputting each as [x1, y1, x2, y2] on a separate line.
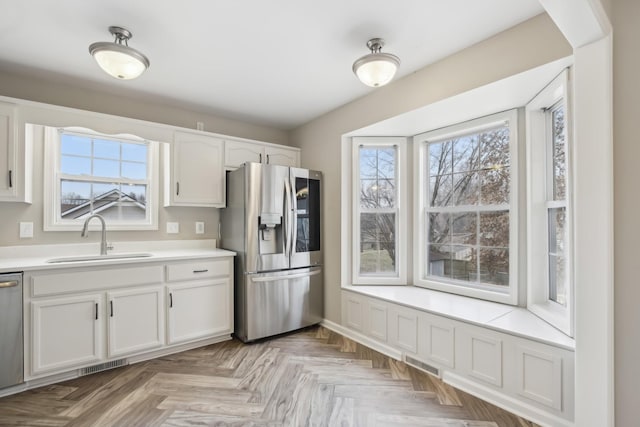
[166, 222, 180, 234]
[19, 222, 34, 238]
[195, 221, 205, 234]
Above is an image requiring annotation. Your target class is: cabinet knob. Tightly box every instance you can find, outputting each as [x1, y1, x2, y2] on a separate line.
[8, 170, 12, 188]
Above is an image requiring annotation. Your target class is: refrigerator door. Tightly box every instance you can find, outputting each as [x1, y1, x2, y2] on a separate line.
[290, 168, 322, 269]
[246, 163, 291, 273]
[240, 266, 323, 342]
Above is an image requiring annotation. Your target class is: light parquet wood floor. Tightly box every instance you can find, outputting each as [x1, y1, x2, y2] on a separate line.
[0, 326, 540, 427]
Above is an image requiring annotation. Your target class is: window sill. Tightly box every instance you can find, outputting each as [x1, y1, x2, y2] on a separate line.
[342, 284, 575, 351]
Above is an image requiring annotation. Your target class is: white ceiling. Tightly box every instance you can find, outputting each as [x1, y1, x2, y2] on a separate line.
[0, 1, 544, 130]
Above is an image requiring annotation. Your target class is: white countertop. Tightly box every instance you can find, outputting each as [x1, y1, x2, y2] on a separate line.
[343, 284, 575, 351]
[0, 239, 235, 273]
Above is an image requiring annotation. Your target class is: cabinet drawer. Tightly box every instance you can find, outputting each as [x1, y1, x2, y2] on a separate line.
[165, 258, 231, 282]
[31, 265, 164, 297]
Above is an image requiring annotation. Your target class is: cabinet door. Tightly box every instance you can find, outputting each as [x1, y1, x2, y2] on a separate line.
[167, 279, 232, 345]
[167, 131, 225, 207]
[0, 102, 16, 200]
[31, 294, 103, 375]
[264, 146, 299, 167]
[225, 140, 264, 168]
[107, 287, 164, 358]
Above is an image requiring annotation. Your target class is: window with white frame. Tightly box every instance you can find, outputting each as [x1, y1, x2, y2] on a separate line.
[526, 69, 573, 336]
[414, 110, 519, 304]
[352, 137, 407, 285]
[43, 126, 159, 230]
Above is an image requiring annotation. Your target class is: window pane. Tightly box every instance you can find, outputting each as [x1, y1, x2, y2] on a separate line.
[429, 141, 452, 176]
[479, 211, 509, 248]
[93, 159, 120, 178]
[61, 134, 91, 156]
[94, 139, 120, 159]
[428, 212, 450, 244]
[478, 248, 509, 286]
[61, 155, 91, 175]
[453, 171, 479, 205]
[479, 126, 510, 170]
[427, 244, 451, 279]
[121, 161, 147, 180]
[376, 148, 395, 180]
[122, 143, 147, 162]
[549, 207, 567, 305]
[60, 180, 91, 217]
[360, 213, 396, 274]
[549, 254, 567, 306]
[430, 175, 452, 207]
[480, 167, 510, 205]
[552, 105, 567, 200]
[451, 245, 476, 282]
[452, 135, 479, 173]
[452, 212, 477, 245]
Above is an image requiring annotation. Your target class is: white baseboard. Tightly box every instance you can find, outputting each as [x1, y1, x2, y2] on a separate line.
[320, 319, 403, 361]
[443, 371, 574, 427]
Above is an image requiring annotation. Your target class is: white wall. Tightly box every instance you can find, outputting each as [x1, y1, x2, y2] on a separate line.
[291, 13, 572, 323]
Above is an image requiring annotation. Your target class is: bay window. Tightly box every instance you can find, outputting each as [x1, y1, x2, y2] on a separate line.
[414, 110, 519, 304]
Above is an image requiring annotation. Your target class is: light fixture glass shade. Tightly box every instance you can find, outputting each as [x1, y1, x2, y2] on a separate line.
[352, 38, 400, 87]
[89, 27, 150, 80]
[353, 52, 400, 87]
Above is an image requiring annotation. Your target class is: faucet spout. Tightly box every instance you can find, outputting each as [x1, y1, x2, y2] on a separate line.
[81, 214, 108, 256]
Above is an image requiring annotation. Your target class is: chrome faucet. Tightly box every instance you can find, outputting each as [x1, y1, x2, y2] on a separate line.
[81, 214, 108, 256]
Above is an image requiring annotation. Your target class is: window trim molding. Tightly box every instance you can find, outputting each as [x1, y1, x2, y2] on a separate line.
[525, 69, 574, 336]
[413, 109, 519, 305]
[351, 136, 407, 285]
[43, 125, 159, 231]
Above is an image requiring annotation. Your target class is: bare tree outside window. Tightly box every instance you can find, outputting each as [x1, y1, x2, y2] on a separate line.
[426, 124, 511, 287]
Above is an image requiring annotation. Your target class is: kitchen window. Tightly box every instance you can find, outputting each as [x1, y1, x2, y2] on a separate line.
[352, 137, 407, 285]
[414, 110, 519, 304]
[526, 70, 573, 336]
[43, 126, 159, 230]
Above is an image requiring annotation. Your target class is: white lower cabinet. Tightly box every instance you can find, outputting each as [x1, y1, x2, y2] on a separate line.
[31, 294, 103, 375]
[167, 278, 231, 344]
[25, 256, 234, 381]
[107, 286, 164, 358]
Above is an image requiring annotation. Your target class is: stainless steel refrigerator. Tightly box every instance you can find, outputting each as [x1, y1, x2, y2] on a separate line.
[221, 162, 322, 342]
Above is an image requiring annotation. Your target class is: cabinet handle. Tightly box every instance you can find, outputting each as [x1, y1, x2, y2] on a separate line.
[176, 182, 180, 196]
[266, 154, 270, 164]
[259, 153, 262, 163]
[193, 269, 208, 274]
[169, 292, 173, 308]
[8, 170, 12, 188]
[95, 303, 98, 320]
[110, 300, 114, 317]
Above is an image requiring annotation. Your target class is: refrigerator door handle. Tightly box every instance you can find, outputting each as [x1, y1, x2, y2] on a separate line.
[251, 269, 321, 282]
[284, 176, 294, 258]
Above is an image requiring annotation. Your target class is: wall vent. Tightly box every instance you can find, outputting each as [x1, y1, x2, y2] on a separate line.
[79, 359, 128, 376]
[405, 355, 440, 377]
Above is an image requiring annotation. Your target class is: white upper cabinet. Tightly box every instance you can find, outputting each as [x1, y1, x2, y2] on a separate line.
[264, 145, 299, 167]
[225, 140, 264, 167]
[164, 131, 225, 207]
[0, 102, 31, 203]
[225, 139, 300, 169]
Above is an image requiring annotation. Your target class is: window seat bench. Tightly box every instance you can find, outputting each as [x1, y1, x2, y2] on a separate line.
[334, 285, 575, 427]
[341, 284, 574, 351]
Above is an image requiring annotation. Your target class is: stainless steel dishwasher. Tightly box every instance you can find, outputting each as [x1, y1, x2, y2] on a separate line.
[0, 272, 23, 389]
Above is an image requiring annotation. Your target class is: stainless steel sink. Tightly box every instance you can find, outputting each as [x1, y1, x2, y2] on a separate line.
[46, 253, 153, 263]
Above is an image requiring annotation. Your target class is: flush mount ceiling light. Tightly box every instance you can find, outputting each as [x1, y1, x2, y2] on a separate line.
[89, 26, 150, 80]
[352, 38, 400, 88]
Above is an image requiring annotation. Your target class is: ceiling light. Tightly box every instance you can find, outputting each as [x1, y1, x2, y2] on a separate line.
[89, 26, 150, 80]
[352, 38, 400, 88]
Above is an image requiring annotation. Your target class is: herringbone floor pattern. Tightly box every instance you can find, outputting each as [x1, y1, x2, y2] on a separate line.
[0, 326, 539, 426]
